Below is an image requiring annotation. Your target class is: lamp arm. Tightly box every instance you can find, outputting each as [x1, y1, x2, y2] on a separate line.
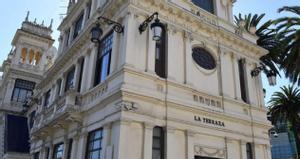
[98, 16, 124, 33]
[139, 12, 158, 34]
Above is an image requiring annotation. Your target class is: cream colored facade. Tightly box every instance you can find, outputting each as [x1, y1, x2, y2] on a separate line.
[0, 14, 56, 159]
[28, 0, 272, 159]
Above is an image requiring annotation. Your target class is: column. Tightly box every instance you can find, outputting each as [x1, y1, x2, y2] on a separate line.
[186, 130, 195, 159]
[70, 134, 80, 159]
[86, 46, 98, 89]
[143, 123, 154, 159]
[68, 27, 74, 45]
[240, 140, 247, 159]
[60, 75, 66, 96]
[166, 127, 176, 159]
[184, 32, 193, 85]
[103, 123, 113, 159]
[4, 79, 15, 104]
[146, 20, 156, 75]
[76, 132, 88, 159]
[48, 142, 54, 159]
[63, 138, 69, 159]
[80, 53, 90, 92]
[231, 53, 241, 100]
[74, 62, 81, 91]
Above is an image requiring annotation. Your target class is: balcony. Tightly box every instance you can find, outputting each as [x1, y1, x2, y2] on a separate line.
[31, 89, 82, 135]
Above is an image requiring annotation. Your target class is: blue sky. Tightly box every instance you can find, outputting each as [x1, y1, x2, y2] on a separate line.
[0, 0, 298, 105]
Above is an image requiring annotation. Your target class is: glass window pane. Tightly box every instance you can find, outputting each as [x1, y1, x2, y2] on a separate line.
[152, 149, 161, 159]
[100, 54, 110, 82]
[153, 139, 161, 149]
[153, 127, 162, 137]
[19, 89, 27, 102]
[93, 140, 101, 149]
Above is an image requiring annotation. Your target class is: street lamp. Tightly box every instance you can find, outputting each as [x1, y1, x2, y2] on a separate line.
[139, 12, 165, 41]
[90, 16, 124, 43]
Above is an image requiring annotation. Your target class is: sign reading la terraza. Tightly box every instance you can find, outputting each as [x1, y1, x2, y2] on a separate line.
[194, 116, 225, 127]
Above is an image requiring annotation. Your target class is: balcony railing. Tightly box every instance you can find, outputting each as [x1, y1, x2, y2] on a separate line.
[31, 89, 81, 134]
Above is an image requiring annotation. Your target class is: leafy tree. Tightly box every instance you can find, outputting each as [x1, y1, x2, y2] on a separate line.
[234, 14, 284, 75]
[268, 85, 300, 155]
[274, 6, 300, 85]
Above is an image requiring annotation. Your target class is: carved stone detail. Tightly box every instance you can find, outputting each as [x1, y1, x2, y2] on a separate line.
[194, 145, 225, 158]
[115, 100, 138, 112]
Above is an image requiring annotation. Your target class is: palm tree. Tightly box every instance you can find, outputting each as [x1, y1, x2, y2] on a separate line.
[234, 14, 284, 75]
[268, 85, 300, 155]
[275, 6, 300, 85]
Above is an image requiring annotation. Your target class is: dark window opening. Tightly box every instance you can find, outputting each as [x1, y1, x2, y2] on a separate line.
[192, 47, 216, 70]
[34, 152, 40, 159]
[195, 156, 219, 159]
[65, 67, 75, 92]
[11, 79, 35, 103]
[45, 147, 50, 159]
[53, 143, 64, 159]
[85, 128, 103, 159]
[152, 126, 164, 159]
[238, 59, 248, 103]
[65, 29, 70, 47]
[66, 139, 73, 159]
[87, 0, 92, 19]
[246, 143, 253, 159]
[57, 79, 62, 97]
[155, 25, 167, 78]
[77, 58, 85, 92]
[4, 115, 30, 153]
[191, 0, 214, 14]
[73, 14, 84, 39]
[44, 89, 51, 107]
[94, 32, 113, 86]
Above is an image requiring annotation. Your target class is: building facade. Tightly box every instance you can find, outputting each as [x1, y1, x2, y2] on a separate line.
[0, 13, 56, 159]
[28, 0, 272, 159]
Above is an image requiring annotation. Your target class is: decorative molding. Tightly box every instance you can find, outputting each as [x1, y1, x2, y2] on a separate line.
[115, 100, 138, 112]
[194, 145, 225, 158]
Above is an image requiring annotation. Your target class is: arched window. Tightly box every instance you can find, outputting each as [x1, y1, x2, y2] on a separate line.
[246, 143, 253, 159]
[29, 49, 35, 65]
[21, 48, 27, 63]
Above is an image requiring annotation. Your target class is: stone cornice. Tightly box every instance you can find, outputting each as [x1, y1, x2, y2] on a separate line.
[128, 0, 267, 60]
[12, 29, 54, 46]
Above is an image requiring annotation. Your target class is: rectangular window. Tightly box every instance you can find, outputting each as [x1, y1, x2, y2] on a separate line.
[65, 29, 70, 47]
[238, 59, 248, 103]
[246, 143, 253, 159]
[94, 32, 113, 86]
[44, 89, 51, 107]
[45, 147, 50, 159]
[87, 0, 92, 19]
[86, 128, 103, 159]
[66, 139, 73, 159]
[57, 79, 62, 97]
[77, 58, 85, 92]
[73, 14, 84, 39]
[191, 0, 214, 14]
[11, 79, 35, 103]
[53, 143, 64, 159]
[65, 67, 75, 92]
[155, 26, 167, 78]
[152, 127, 164, 159]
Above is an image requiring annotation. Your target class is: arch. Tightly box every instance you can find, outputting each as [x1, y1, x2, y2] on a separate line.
[21, 48, 27, 63]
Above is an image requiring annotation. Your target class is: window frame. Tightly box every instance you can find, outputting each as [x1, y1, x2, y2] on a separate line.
[11, 79, 35, 103]
[94, 31, 114, 86]
[44, 89, 51, 107]
[73, 13, 84, 40]
[65, 67, 76, 92]
[155, 24, 167, 78]
[52, 143, 64, 159]
[85, 128, 104, 159]
[190, 0, 215, 14]
[152, 126, 165, 159]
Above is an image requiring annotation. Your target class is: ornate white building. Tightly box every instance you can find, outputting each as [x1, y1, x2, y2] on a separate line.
[28, 0, 272, 159]
[0, 12, 56, 159]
